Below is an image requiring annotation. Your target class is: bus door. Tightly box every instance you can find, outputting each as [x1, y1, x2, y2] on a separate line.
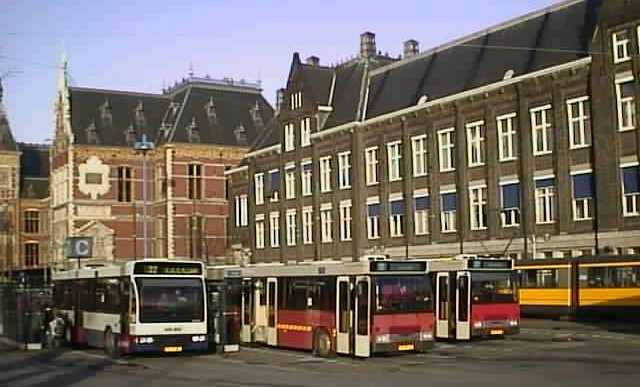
[455, 271, 471, 340]
[435, 272, 450, 339]
[354, 276, 370, 357]
[241, 279, 253, 343]
[253, 279, 267, 343]
[336, 276, 352, 355]
[266, 278, 278, 346]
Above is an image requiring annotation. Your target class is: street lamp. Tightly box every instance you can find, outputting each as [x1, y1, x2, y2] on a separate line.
[134, 134, 154, 260]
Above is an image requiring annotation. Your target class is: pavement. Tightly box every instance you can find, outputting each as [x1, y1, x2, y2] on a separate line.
[1, 319, 640, 387]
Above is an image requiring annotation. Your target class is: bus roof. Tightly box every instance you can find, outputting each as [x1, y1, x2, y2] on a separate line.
[51, 259, 205, 280]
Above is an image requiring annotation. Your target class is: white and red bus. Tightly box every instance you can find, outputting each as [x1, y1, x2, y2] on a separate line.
[428, 255, 520, 340]
[52, 260, 208, 356]
[208, 257, 434, 357]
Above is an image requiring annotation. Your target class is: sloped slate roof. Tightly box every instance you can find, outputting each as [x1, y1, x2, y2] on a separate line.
[365, 0, 602, 118]
[298, 64, 334, 106]
[18, 143, 49, 199]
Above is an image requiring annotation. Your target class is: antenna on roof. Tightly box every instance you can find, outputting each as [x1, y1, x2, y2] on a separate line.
[188, 62, 195, 78]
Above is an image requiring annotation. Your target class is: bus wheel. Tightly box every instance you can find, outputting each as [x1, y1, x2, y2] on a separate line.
[313, 329, 332, 358]
[104, 328, 120, 358]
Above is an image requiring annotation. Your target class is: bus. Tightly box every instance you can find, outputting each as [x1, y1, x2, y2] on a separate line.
[207, 257, 434, 358]
[52, 260, 208, 356]
[427, 255, 520, 340]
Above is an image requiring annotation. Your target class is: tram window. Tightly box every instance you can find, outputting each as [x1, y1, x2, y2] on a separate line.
[267, 282, 275, 328]
[356, 281, 369, 336]
[338, 281, 349, 334]
[520, 269, 565, 288]
[583, 266, 640, 288]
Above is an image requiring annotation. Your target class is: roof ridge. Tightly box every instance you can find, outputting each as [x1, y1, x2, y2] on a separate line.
[69, 86, 167, 99]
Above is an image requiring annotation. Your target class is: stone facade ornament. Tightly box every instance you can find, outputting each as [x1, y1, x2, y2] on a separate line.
[78, 156, 110, 200]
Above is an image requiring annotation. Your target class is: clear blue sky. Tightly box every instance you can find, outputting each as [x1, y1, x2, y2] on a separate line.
[1, 0, 559, 143]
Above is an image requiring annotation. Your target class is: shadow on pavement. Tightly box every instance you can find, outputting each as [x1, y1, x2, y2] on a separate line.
[0, 348, 66, 373]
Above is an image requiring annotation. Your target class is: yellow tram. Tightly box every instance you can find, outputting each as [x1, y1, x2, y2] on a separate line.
[515, 255, 640, 320]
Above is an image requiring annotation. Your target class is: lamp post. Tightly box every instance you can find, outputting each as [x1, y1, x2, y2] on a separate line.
[134, 134, 154, 260]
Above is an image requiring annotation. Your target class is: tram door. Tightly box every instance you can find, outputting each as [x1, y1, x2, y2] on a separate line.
[266, 278, 278, 346]
[241, 279, 253, 343]
[455, 272, 471, 340]
[435, 272, 450, 338]
[354, 276, 371, 357]
[336, 276, 352, 355]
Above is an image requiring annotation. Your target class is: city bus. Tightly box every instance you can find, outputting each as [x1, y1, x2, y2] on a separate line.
[207, 257, 434, 358]
[427, 255, 520, 340]
[52, 260, 208, 356]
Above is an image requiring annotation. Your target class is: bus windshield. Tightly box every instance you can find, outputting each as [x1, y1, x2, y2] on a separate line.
[373, 275, 432, 314]
[471, 272, 517, 304]
[136, 278, 205, 323]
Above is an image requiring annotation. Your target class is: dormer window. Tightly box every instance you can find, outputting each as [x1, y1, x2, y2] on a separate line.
[134, 101, 146, 130]
[234, 124, 247, 145]
[86, 121, 98, 144]
[124, 124, 136, 146]
[187, 117, 200, 143]
[290, 91, 302, 110]
[100, 99, 112, 128]
[205, 97, 217, 125]
[250, 100, 264, 129]
[612, 30, 631, 64]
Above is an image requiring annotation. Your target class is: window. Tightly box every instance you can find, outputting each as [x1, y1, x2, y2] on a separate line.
[441, 192, 457, 232]
[414, 195, 430, 235]
[389, 198, 404, 237]
[572, 173, 593, 221]
[367, 200, 380, 239]
[286, 210, 297, 247]
[24, 242, 39, 267]
[387, 141, 402, 181]
[535, 178, 556, 224]
[438, 128, 455, 171]
[466, 121, 485, 167]
[320, 156, 332, 193]
[300, 161, 312, 196]
[302, 207, 313, 244]
[23, 210, 39, 234]
[255, 219, 265, 249]
[612, 30, 631, 63]
[469, 186, 487, 230]
[269, 170, 280, 201]
[501, 183, 520, 227]
[567, 97, 591, 148]
[320, 206, 333, 243]
[411, 135, 428, 176]
[85, 173, 102, 185]
[616, 77, 636, 131]
[117, 166, 132, 202]
[622, 165, 640, 216]
[290, 91, 302, 110]
[365, 146, 379, 185]
[338, 151, 352, 189]
[339, 201, 352, 241]
[234, 194, 248, 227]
[284, 123, 295, 152]
[497, 113, 517, 161]
[531, 105, 553, 155]
[188, 164, 202, 199]
[254, 173, 264, 205]
[269, 212, 280, 247]
[285, 166, 296, 200]
[300, 118, 311, 147]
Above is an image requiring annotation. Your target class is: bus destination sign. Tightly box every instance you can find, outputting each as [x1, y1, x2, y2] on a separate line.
[134, 262, 203, 275]
[468, 259, 512, 270]
[370, 261, 427, 272]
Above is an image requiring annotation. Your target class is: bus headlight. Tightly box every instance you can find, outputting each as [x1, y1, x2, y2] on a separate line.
[419, 331, 433, 341]
[509, 320, 519, 327]
[137, 337, 154, 344]
[192, 335, 207, 343]
[375, 334, 390, 344]
[473, 321, 484, 329]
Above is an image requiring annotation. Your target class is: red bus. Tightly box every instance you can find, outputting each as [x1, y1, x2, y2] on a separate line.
[428, 255, 520, 340]
[208, 257, 434, 357]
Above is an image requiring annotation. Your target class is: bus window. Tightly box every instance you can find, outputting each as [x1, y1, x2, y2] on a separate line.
[356, 281, 369, 336]
[338, 281, 349, 334]
[458, 276, 469, 321]
[373, 276, 432, 314]
[471, 272, 517, 304]
[438, 277, 448, 320]
[267, 281, 275, 328]
[135, 278, 204, 323]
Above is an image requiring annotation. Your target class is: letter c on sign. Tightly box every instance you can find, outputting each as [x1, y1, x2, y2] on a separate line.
[75, 240, 90, 257]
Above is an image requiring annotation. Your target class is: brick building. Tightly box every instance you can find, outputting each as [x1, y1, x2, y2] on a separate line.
[228, 0, 640, 263]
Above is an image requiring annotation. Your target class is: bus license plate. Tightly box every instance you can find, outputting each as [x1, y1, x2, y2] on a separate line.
[490, 329, 504, 335]
[163, 346, 183, 353]
[398, 344, 415, 351]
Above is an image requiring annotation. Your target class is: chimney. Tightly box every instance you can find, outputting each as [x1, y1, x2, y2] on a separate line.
[276, 88, 285, 114]
[403, 39, 419, 58]
[306, 56, 320, 66]
[360, 32, 376, 58]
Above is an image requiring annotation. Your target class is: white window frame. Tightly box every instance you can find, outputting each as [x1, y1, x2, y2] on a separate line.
[531, 105, 553, 156]
[440, 191, 457, 233]
[438, 128, 455, 172]
[300, 117, 311, 147]
[497, 113, 517, 162]
[285, 165, 296, 200]
[339, 200, 352, 241]
[414, 192, 430, 236]
[466, 121, 485, 167]
[319, 156, 332, 193]
[286, 209, 297, 247]
[338, 151, 352, 189]
[389, 196, 404, 238]
[612, 30, 631, 64]
[234, 194, 248, 227]
[254, 173, 264, 205]
[302, 206, 313, 244]
[469, 185, 487, 230]
[387, 141, 402, 181]
[269, 211, 280, 248]
[567, 96, 591, 149]
[301, 160, 312, 197]
[367, 198, 380, 240]
[269, 169, 280, 202]
[365, 146, 379, 185]
[571, 170, 593, 221]
[290, 91, 302, 110]
[411, 134, 428, 177]
[616, 76, 636, 132]
[535, 177, 556, 224]
[284, 123, 295, 152]
[320, 205, 333, 243]
[622, 163, 640, 217]
[255, 218, 265, 249]
[500, 181, 520, 228]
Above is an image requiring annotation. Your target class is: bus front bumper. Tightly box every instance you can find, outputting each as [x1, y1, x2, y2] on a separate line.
[472, 326, 520, 337]
[129, 335, 209, 354]
[372, 339, 434, 354]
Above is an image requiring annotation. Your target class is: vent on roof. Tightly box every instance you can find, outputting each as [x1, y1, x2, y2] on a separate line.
[360, 32, 376, 58]
[306, 56, 320, 66]
[234, 124, 247, 146]
[187, 117, 200, 143]
[124, 124, 136, 146]
[100, 99, 112, 129]
[134, 101, 146, 130]
[205, 97, 217, 125]
[403, 39, 419, 58]
[503, 69, 515, 80]
[86, 121, 98, 144]
[250, 101, 264, 130]
[417, 95, 429, 105]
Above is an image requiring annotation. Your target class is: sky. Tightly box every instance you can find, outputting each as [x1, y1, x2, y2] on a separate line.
[1, 0, 560, 144]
